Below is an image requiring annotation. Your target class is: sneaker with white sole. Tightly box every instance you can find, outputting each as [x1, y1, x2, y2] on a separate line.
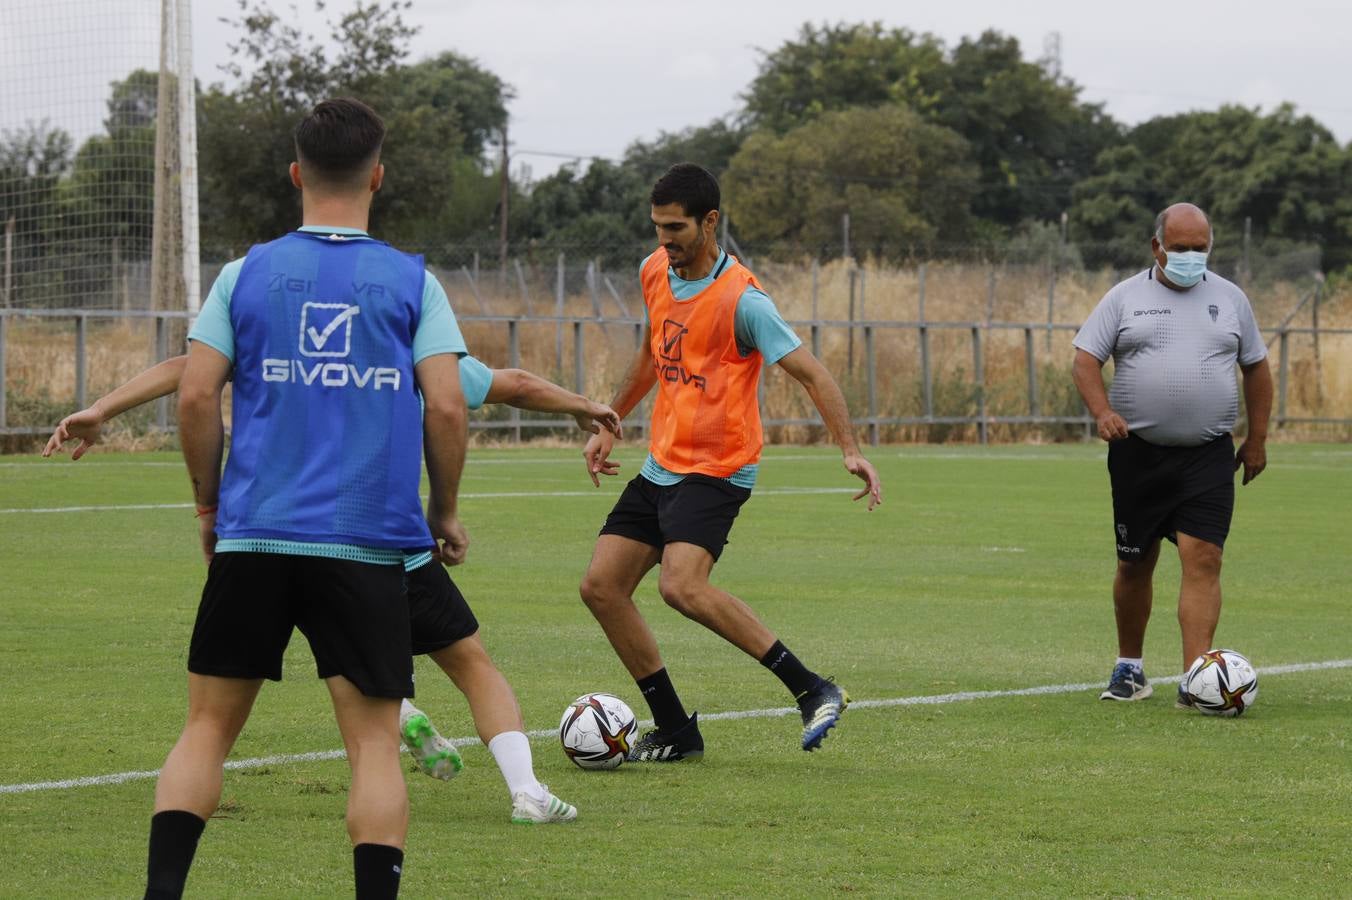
[1176, 683, 1197, 710]
[399, 705, 463, 781]
[510, 786, 577, 824]
[1099, 662, 1152, 701]
[797, 677, 849, 751]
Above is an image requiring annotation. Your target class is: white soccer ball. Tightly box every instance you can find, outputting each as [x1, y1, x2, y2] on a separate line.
[559, 692, 638, 769]
[1183, 649, 1258, 717]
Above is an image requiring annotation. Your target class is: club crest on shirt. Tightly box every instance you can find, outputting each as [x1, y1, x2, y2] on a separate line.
[1208, 304, 1219, 322]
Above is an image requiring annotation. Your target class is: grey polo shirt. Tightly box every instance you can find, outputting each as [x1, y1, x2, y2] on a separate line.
[1074, 268, 1267, 447]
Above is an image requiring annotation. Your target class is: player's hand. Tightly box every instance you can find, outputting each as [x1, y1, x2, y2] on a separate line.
[1234, 437, 1267, 486]
[42, 407, 105, 460]
[429, 512, 469, 566]
[582, 430, 620, 487]
[843, 452, 882, 511]
[1095, 410, 1129, 442]
[197, 509, 218, 565]
[574, 401, 623, 439]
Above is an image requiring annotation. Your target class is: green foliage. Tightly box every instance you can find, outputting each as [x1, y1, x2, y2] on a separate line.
[741, 24, 1120, 230]
[624, 119, 748, 183]
[742, 22, 949, 134]
[197, 0, 510, 259]
[723, 105, 977, 255]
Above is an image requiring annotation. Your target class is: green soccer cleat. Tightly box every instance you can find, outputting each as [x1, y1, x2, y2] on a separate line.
[399, 705, 463, 781]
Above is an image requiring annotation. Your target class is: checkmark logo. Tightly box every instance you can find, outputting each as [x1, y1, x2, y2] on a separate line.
[299, 302, 361, 358]
[660, 319, 688, 361]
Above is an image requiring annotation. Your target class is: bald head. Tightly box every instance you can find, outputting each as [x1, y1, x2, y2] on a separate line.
[1153, 203, 1212, 252]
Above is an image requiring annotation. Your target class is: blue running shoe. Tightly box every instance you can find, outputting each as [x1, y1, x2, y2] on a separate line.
[1099, 662, 1152, 701]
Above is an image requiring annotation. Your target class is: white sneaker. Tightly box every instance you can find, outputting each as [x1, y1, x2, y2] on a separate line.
[510, 786, 577, 824]
[399, 704, 463, 781]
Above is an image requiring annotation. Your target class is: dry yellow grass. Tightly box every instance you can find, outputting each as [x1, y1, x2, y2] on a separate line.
[5, 261, 1348, 450]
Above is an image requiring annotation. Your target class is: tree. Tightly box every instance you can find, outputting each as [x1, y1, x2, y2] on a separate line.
[1069, 144, 1158, 269]
[937, 31, 1120, 226]
[519, 160, 650, 263]
[740, 24, 1120, 232]
[196, 0, 514, 259]
[722, 105, 977, 257]
[741, 23, 948, 134]
[624, 119, 748, 183]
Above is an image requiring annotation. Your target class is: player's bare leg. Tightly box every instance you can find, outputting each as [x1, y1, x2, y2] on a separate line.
[326, 675, 407, 849]
[1100, 539, 1161, 701]
[1176, 532, 1224, 670]
[425, 635, 576, 823]
[578, 534, 663, 679]
[1112, 539, 1161, 658]
[657, 542, 776, 658]
[145, 675, 262, 898]
[658, 541, 847, 751]
[429, 634, 523, 741]
[154, 674, 262, 819]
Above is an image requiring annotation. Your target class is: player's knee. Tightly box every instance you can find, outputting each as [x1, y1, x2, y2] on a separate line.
[1116, 555, 1155, 582]
[579, 572, 616, 610]
[657, 572, 702, 616]
[1182, 542, 1224, 577]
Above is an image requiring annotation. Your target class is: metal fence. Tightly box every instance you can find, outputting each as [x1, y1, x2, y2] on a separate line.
[2, 305, 1346, 442]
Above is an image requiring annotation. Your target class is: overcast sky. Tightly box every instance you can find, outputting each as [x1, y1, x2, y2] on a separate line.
[6, 0, 1351, 179]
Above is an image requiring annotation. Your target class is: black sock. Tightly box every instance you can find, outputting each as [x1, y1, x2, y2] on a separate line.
[636, 667, 689, 732]
[144, 810, 206, 900]
[354, 843, 404, 900]
[760, 640, 821, 698]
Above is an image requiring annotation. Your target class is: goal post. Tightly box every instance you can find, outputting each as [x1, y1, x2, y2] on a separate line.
[0, 0, 199, 314]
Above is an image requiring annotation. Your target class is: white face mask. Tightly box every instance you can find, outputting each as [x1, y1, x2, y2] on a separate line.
[1162, 249, 1208, 287]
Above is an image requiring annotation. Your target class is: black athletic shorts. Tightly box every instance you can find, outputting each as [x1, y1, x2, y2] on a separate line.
[599, 473, 752, 562]
[188, 552, 414, 699]
[406, 560, 479, 655]
[1108, 433, 1235, 560]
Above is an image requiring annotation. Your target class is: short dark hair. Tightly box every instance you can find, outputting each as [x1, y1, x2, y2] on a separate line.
[293, 97, 385, 189]
[650, 163, 720, 222]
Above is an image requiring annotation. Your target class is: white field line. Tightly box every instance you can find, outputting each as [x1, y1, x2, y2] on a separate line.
[3, 658, 1349, 797]
[0, 487, 856, 515]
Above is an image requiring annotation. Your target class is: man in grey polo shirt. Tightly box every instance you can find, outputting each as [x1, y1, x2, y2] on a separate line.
[1072, 202, 1273, 708]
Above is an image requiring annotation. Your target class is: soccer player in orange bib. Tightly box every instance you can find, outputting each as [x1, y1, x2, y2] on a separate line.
[579, 164, 883, 761]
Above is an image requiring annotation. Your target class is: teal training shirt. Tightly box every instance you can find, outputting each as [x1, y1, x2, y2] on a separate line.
[637, 249, 801, 490]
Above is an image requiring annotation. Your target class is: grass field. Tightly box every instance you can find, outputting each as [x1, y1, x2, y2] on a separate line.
[1, 443, 1350, 897]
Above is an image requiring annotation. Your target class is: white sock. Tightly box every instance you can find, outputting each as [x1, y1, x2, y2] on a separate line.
[1116, 657, 1144, 671]
[487, 731, 544, 801]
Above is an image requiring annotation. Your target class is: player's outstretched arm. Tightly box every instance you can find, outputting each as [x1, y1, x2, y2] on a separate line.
[42, 355, 189, 459]
[178, 344, 231, 564]
[417, 353, 469, 566]
[776, 346, 883, 510]
[582, 343, 657, 487]
[484, 368, 622, 437]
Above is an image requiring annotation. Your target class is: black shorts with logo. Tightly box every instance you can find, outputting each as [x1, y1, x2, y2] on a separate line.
[406, 560, 479, 655]
[188, 552, 414, 699]
[1107, 433, 1235, 560]
[599, 473, 752, 562]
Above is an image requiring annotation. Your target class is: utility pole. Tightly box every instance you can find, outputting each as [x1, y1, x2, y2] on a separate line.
[498, 123, 509, 278]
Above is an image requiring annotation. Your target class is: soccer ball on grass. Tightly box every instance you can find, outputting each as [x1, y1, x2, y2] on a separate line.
[559, 692, 638, 769]
[1182, 649, 1258, 716]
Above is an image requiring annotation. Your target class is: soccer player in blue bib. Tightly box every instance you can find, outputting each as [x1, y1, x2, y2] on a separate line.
[143, 98, 468, 899]
[46, 355, 619, 826]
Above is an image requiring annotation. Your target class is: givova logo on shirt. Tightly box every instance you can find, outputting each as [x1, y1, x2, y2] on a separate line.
[261, 301, 401, 390]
